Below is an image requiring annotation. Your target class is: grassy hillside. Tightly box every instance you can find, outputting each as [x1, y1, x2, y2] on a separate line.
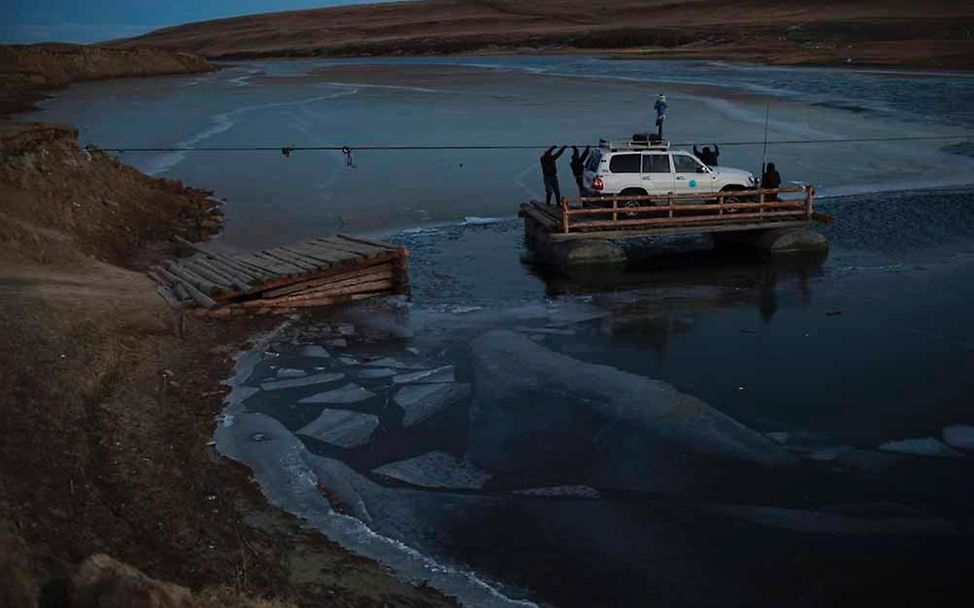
[111, 0, 974, 69]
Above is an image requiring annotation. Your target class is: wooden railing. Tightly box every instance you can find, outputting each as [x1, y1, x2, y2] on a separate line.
[558, 185, 815, 234]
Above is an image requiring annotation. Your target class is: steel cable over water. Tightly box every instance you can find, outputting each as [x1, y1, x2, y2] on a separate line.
[90, 134, 971, 154]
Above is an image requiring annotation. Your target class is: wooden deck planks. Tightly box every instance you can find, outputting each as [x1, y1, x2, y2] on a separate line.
[149, 234, 409, 316]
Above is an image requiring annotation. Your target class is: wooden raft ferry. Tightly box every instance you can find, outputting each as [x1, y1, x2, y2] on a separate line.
[519, 185, 827, 266]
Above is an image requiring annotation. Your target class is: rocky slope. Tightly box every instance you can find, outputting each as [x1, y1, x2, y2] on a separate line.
[111, 0, 974, 69]
[0, 121, 452, 606]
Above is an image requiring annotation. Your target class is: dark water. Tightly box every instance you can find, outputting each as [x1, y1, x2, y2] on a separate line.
[224, 187, 974, 607]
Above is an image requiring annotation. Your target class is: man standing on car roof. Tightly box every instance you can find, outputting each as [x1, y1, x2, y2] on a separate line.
[540, 145, 567, 205]
[570, 145, 591, 195]
[654, 93, 668, 137]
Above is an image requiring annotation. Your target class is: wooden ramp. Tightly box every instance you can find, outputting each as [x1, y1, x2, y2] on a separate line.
[149, 234, 409, 317]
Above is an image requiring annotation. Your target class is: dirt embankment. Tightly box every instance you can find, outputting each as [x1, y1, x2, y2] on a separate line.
[0, 43, 214, 114]
[111, 0, 974, 70]
[0, 125, 452, 605]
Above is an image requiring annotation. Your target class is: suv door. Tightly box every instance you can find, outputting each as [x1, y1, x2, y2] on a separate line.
[607, 153, 642, 193]
[672, 153, 716, 195]
[641, 152, 674, 195]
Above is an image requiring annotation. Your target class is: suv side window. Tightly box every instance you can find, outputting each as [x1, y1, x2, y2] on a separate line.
[642, 154, 671, 173]
[673, 154, 705, 173]
[609, 153, 640, 173]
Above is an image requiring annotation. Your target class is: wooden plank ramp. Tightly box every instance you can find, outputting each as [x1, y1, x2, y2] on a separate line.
[148, 234, 409, 316]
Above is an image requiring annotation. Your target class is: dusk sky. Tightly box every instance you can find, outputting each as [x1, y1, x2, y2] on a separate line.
[1, 1, 400, 44]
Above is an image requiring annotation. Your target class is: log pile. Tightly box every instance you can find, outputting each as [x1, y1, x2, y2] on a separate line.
[148, 234, 409, 316]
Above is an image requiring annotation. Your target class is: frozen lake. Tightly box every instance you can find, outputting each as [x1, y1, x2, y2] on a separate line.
[28, 57, 974, 606]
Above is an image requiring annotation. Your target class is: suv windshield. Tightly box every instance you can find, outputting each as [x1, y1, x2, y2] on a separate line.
[674, 154, 706, 173]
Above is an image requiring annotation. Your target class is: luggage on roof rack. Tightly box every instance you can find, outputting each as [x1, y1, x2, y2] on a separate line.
[632, 132, 663, 145]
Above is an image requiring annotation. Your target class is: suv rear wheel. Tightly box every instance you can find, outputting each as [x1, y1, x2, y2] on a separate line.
[619, 188, 648, 217]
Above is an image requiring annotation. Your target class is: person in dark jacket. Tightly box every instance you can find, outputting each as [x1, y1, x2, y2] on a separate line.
[693, 144, 720, 167]
[654, 94, 668, 137]
[761, 162, 782, 200]
[540, 145, 567, 205]
[570, 145, 591, 194]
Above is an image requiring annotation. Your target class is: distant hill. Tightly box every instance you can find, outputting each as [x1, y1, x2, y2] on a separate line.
[110, 0, 974, 69]
[0, 44, 213, 114]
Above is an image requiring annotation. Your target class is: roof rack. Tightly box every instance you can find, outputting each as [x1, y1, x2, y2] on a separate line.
[598, 135, 670, 152]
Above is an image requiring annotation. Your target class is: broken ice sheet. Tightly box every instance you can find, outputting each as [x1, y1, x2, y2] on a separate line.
[301, 345, 331, 358]
[878, 437, 962, 458]
[355, 368, 398, 379]
[393, 383, 471, 426]
[364, 357, 419, 369]
[372, 451, 490, 489]
[326, 338, 348, 348]
[942, 424, 974, 451]
[338, 356, 360, 366]
[806, 445, 855, 462]
[275, 368, 307, 378]
[299, 382, 376, 405]
[297, 409, 379, 449]
[512, 485, 600, 499]
[392, 366, 455, 385]
[261, 372, 345, 391]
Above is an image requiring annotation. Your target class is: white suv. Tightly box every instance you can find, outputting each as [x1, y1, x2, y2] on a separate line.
[583, 139, 756, 200]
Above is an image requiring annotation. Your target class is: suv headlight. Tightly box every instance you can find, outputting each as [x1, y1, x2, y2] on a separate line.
[748, 175, 757, 186]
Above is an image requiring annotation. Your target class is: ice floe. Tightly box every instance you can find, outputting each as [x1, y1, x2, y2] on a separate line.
[275, 368, 307, 378]
[942, 424, 974, 451]
[301, 345, 331, 358]
[394, 382, 471, 426]
[372, 451, 491, 489]
[261, 372, 345, 391]
[468, 331, 795, 492]
[338, 356, 360, 366]
[364, 357, 417, 369]
[878, 437, 963, 458]
[512, 485, 600, 499]
[463, 216, 503, 225]
[806, 445, 855, 462]
[216, 413, 535, 608]
[515, 326, 575, 336]
[297, 409, 380, 449]
[355, 368, 398, 379]
[392, 366, 455, 385]
[299, 382, 376, 405]
[233, 386, 261, 404]
[326, 338, 348, 348]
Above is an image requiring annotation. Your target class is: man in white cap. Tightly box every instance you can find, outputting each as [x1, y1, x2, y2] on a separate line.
[654, 93, 668, 137]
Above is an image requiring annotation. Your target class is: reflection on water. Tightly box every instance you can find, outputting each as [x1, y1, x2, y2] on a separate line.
[533, 248, 826, 326]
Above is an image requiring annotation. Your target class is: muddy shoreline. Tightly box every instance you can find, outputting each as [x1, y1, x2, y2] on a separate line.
[0, 61, 453, 607]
